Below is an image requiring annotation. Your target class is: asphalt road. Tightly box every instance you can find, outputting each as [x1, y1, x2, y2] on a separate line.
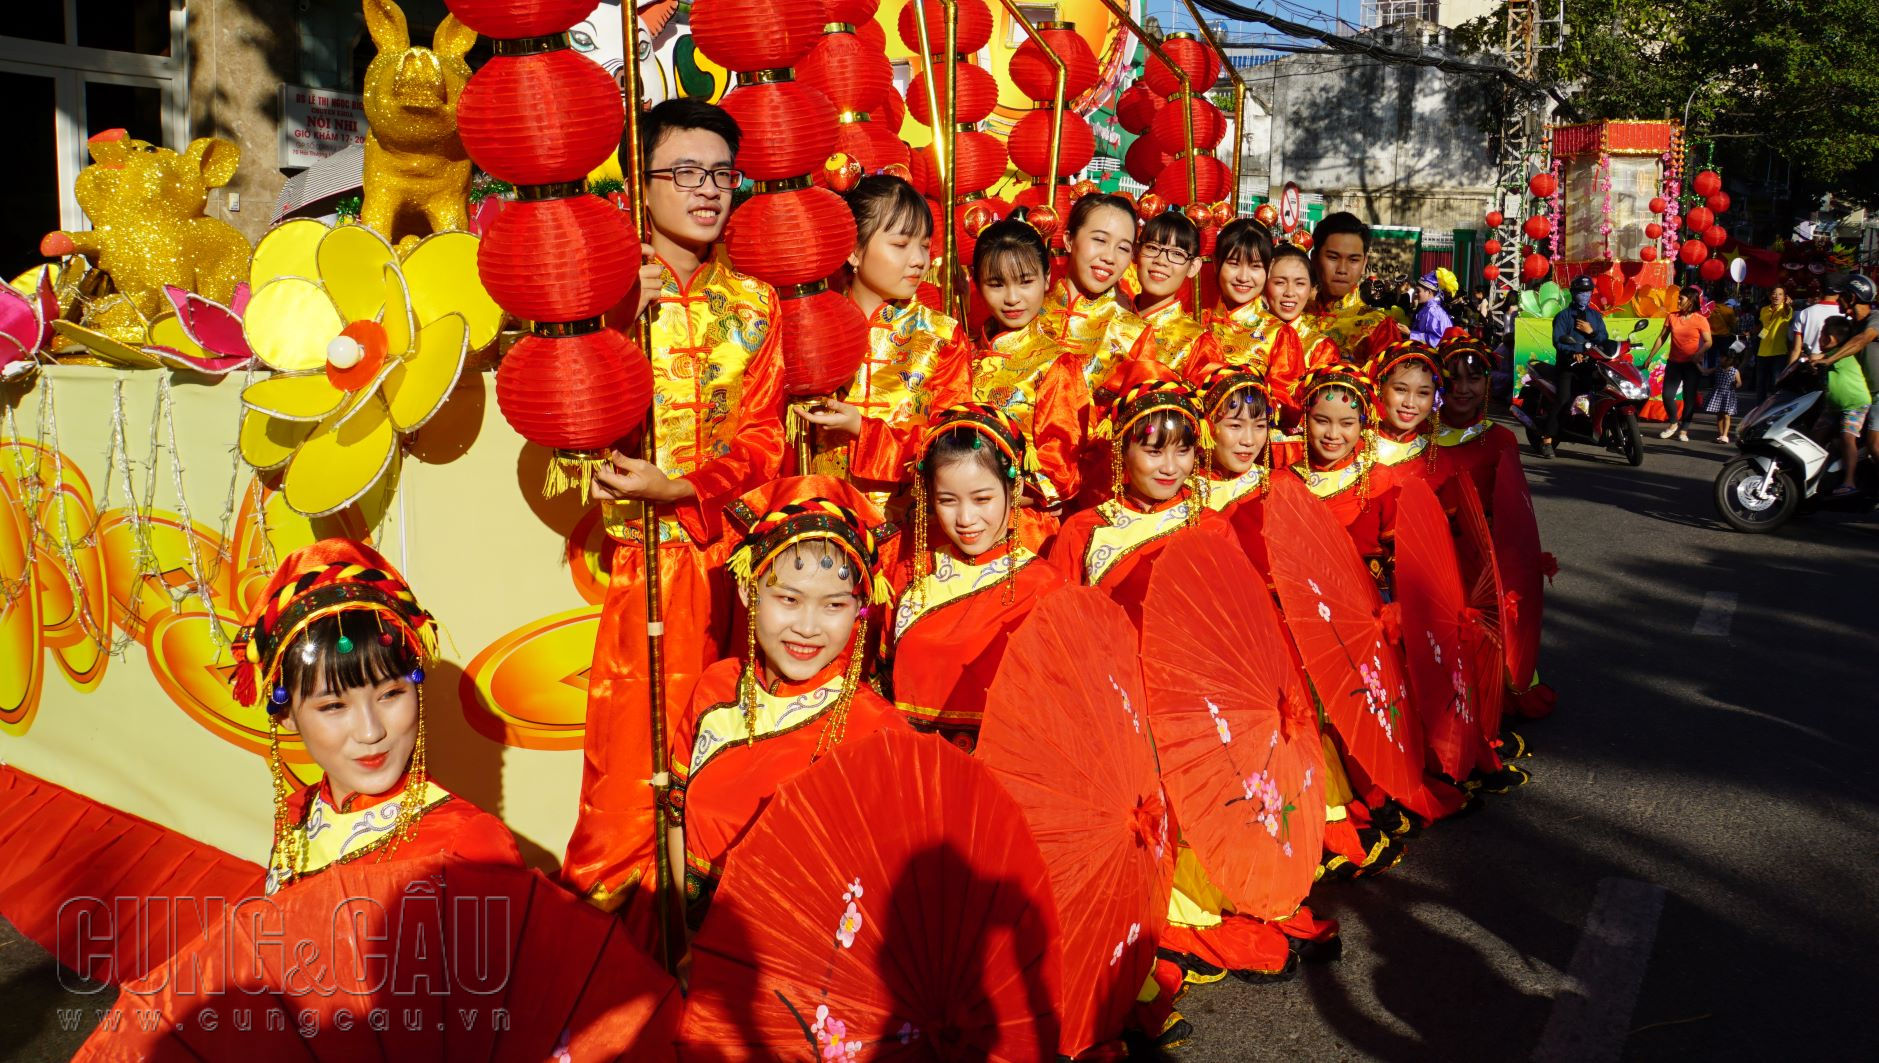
[5, 409, 1874, 1062]
[1164, 411, 1879, 1062]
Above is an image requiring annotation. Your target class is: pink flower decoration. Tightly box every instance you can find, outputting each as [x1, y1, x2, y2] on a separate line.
[0, 268, 58, 380]
[143, 283, 256, 376]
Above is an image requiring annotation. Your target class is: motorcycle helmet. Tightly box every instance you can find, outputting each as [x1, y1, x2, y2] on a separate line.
[1569, 275, 1595, 294]
[1842, 273, 1876, 306]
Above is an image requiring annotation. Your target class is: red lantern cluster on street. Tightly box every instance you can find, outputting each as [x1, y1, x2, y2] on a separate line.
[696, 0, 866, 398]
[1679, 239, 1709, 266]
[1645, 222, 1664, 240]
[1483, 238, 1502, 256]
[1649, 196, 1667, 215]
[1144, 34, 1222, 97]
[1140, 34, 1231, 215]
[448, 0, 649, 468]
[1009, 22, 1101, 102]
[1116, 81, 1163, 135]
[1150, 92, 1228, 157]
[899, 0, 1008, 209]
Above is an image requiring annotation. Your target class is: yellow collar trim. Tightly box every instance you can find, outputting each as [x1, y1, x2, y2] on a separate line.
[1085, 499, 1192, 586]
[894, 546, 1038, 640]
[688, 671, 846, 779]
[269, 780, 451, 894]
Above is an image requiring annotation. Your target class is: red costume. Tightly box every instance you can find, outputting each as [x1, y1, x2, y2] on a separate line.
[1370, 340, 1446, 483]
[565, 253, 786, 934]
[1312, 287, 1406, 364]
[667, 476, 907, 927]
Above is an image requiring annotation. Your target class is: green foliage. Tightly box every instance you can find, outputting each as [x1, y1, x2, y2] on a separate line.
[588, 176, 626, 198]
[1455, 0, 1879, 205]
[334, 195, 362, 221]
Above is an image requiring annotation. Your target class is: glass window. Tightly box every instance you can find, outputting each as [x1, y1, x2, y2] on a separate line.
[85, 80, 165, 144]
[76, 0, 172, 56]
[13, 2, 67, 44]
[0, 71, 61, 279]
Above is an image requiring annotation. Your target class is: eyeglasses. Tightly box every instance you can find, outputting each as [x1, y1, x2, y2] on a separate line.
[1140, 243, 1194, 266]
[647, 166, 744, 191]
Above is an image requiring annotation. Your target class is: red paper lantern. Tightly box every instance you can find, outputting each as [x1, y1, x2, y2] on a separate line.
[1028, 204, 1062, 243]
[1116, 82, 1162, 135]
[1693, 170, 1722, 197]
[1639, 244, 1659, 262]
[1678, 239, 1709, 266]
[1151, 154, 1230, 205]
[723, 188, 857, 285]
[1123, 136, 1171, 186]
[1702, 224, 1728, 248]
[1522, 215, 1552, 240]
[1519, 253, 1548, 282]
[1684, 206, 1714, 233]
[1134, 191, 1168, 221]
[1483, 238, 1502, 256]
[446, 0, 592, 38]
[778, 288, 870, 396]
[1649, 196, 1667, 214]
[479, 195, 640, 322]
[689, 0, 824, 71]
[458, 50, 623, 186]
[1199, 224, 1219, 259]
[720, 81, 839, 180]
[897, 0, 994, 55]
[1009, 25, 1101, 102]
[1144, 35, 1222, 97]
[799, 27, 894, 113]
[830, 120, 900, 174]
[1150, 94, 1227, 156]
[860, 118, 910, 169]
[907, 130, 1008, 197]
[1007, 109, 1095, 180]
[880, 79, 906, 130]
[906, 61, 1000, 125]
[1485, 210, 1504, 228]
[1528, 172, 1558, 199]
[1482, 265, 1501, 282]
[827, 0, 879, 21]
[1706, 191, 1731, 214]
[1699, 257, 1726, 282]
[495, 328, 651, 452]
[1645, 222, 1664, 240]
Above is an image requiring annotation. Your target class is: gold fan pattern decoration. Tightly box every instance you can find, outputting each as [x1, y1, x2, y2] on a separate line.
[236, 219, 503, 516]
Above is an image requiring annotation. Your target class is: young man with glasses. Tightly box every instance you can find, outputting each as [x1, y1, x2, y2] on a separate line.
[1131, 208, 1219, 373]
[563, 99, 786, 944]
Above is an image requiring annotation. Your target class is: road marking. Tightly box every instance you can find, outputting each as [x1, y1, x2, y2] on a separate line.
[1691, 591, 1737, 636]
[1532, 877, 1668, 1063]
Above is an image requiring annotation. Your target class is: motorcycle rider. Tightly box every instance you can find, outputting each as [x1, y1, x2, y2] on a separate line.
[1807, 273, 1879, 496]
[1540, 275, 1608, 457]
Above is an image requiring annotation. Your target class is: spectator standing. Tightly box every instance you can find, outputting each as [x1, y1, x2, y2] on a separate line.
[1790, 286, 1842, 364]
[1755, 286, 1792, 395]
[1648, 285, 1713, 441]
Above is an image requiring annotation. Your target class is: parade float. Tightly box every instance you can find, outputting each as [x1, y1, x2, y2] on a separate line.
[0, 0, 1257, 934]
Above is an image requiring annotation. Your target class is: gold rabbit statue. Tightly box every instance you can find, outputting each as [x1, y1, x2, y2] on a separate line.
[359, 0, 477, 247]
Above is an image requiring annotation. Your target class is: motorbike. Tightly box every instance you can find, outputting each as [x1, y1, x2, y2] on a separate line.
[1713, 362, 1879, 533]
[1512, 320, 1651, 466]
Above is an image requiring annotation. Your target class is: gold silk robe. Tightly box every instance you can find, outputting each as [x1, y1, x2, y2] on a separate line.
[1311, 288, 1405, 365]
[1137, 295, 1219, 375]
[972, 318, 1082, 505]
[1038, 278, 1154, 396]
[812, 300, 972, 508]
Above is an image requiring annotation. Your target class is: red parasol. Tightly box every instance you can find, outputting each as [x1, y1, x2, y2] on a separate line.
[76, 856, 682, 1062]
[1491, 448, 1546, 691]
[1141, 532, 1327, 921]
[978, 585, 1173, 1058]
[681, 728, 1064, 1061]
[1394, 477, 1478, 781]
[1450, 476, 1508, 756]
[1263, 475, 1424, 801]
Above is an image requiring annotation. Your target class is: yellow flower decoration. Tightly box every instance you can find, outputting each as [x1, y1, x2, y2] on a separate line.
[238, 220, 503, 516]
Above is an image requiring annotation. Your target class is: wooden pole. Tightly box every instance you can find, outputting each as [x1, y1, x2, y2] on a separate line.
[617, 5, 673, 974]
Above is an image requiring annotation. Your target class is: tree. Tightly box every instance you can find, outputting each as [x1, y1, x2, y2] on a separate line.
[1455, 0, 1879, 206]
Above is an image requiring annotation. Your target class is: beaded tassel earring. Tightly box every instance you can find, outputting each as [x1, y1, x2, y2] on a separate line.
[1110, 439, 1126, 504]
[812, 610, 871, 761]
[909, 461, 930, 609]
[1000, 474, 1020, 606]
[739, 580, 761, 745]
[1356, 424, 1377, 513]
[266, 718, 301, 890]
[386, 679, 429, 857]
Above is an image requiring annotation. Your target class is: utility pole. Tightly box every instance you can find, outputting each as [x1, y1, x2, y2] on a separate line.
[1487, 0, 1562, 313]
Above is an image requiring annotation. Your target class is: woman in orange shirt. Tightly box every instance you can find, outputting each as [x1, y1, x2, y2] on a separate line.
[1647, 285, 1713, 441]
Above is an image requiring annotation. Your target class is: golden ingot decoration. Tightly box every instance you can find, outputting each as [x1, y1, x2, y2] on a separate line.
[237, 220, 501, 517]
[39, 129, 250, 350]
[359, 0, 477, 246]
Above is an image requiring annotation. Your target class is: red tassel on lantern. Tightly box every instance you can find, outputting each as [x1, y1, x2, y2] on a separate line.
[897, 0, 994, 55]
[1007, 109, 1095, 180]
[1009, 25, 1101, 102]
[496, 328, 652, 451]
[479, 195, 640, 322]
[446, 0, 594, 38]
[1150, 93, 1227, 157]
[457, 49, 623, 185]
[1151, 153, 1230, 204]
[906, 61, 1000, 125]
[720, 81, 839, 180]
[1116, 81, 1162, 135]
[778, 289, 870, 396]
[690, 0, 824, 70]
[1144, 35, 1222, 97]
[723, 188, 858, 286]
